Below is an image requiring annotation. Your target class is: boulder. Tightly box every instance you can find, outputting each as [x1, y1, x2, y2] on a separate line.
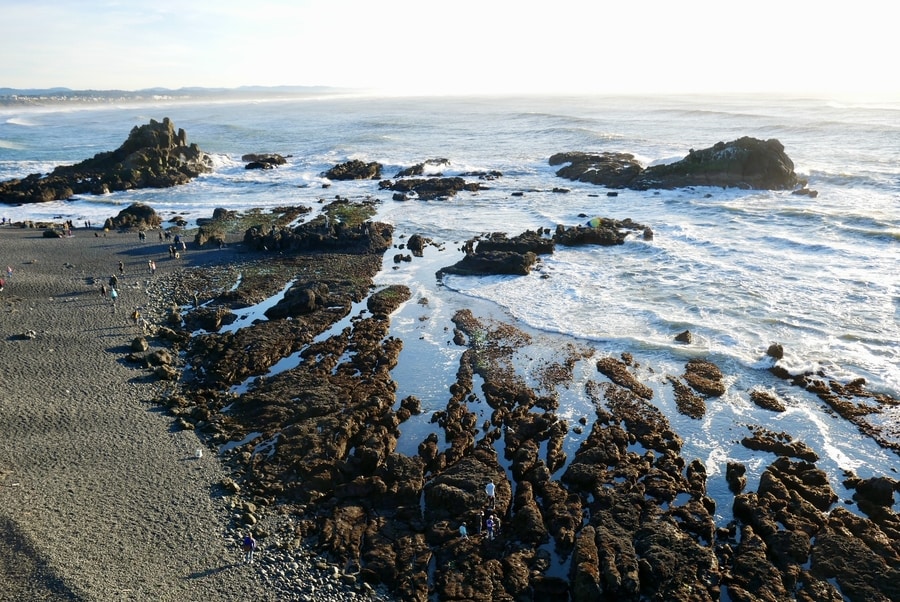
[323, 159, 382, 180]
[104, 202, 161, 231]
[242, 153, 287, 169]
[437, 250, 537, 277]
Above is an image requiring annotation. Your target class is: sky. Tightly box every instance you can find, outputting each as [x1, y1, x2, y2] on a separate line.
[2, 0, 897, 99]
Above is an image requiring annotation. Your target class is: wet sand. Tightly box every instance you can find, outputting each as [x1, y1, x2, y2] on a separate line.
[0, 226, 275, 601]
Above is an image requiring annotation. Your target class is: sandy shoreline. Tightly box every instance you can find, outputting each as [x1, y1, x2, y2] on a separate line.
[0, 226, 275, 601]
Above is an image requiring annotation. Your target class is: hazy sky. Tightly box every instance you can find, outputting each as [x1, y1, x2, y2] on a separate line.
[2, 0, 896, 98]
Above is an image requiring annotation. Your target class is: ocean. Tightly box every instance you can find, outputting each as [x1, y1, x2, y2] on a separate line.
[1, 92, 898, 519]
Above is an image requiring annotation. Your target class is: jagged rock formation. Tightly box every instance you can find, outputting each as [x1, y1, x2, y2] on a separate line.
[0, 117, 213, 204]
[137, 202, 900, 601]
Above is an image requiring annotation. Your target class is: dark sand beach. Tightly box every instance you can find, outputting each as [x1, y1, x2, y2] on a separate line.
[0, 226, 275, 601]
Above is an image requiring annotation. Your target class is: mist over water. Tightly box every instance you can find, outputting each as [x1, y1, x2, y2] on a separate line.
[1, 93, 898, 511]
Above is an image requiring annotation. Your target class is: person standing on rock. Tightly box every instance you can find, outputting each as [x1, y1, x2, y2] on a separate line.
[485, 480, 496, 508]
[241, 533, 257, 564]
[485, 515, 495, 540]
[459, 523, 468, 539]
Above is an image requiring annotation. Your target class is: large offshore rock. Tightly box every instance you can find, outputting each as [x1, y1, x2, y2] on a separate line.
[552, 137, 798, 191]
[0, 117, 213, 204]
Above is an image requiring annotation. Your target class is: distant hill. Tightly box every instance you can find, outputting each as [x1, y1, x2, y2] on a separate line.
[0, 85, 353, 105]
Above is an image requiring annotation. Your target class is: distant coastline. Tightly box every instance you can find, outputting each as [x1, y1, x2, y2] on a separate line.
[0, 84, 351, 107]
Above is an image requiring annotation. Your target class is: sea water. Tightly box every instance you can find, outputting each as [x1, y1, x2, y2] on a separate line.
[1, 93, 898, 520]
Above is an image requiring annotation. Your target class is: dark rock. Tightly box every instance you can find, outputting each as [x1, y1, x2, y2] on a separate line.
[394, 158, 449, 177]
[674, 330, 692, 344]
[726, 462, 747, 494]
[104, 203, 161, 231]
[367, 285, 411, 318]
[741, 427, 819, 462]
[748, 388, 787, 412]
[666, 375, 706, 419]
[183, 306, 236, 332]
[242, 153, 286, 169]
[554, 223, 627, 246]
[437, 250, 537, 277]
[0, 117, 212, 204]
[549, 151, 643, 188]
[852, 476, 898, 511]
[379, 176, 482, 200]
[405, 233, 430, 257]
[474, 230, 555, 256]
[323, 159, 382, 180]
[766, 343, 784, 359]
[243, 203, 392, 256]
[264, 283, 329, 320]
[154, 364, 179, 380]
[597, 356, 653, 400]
[683, 358, 726, 397]
[552, 137, 797, 191]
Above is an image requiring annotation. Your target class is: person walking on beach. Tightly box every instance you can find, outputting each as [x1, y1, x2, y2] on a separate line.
[109, 287, 118, 311]
[109, 274, 118, 289]
[147, 259, 156, 275]
[118, 261, 125, 276]
[241, 533, 257, 564]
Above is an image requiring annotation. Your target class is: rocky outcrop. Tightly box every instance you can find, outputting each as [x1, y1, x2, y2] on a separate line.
[727, 457, 900, 602]
[549, 151, 644, 188]
[0, 117, 212, 204]
[438, 219, 647, 277]
[552, 137, 798, 191]
[378, 176, 484, 200]
[103, 202, 161, 231]
[322, 159, 382, 180]
[243, 200, 391, 256]
[242, 153, 287, 169]
[142, 203, 898, 602]
[438, 250, 538, 277]
[740, 426, 819, 462]
[394, 158, 450, 177]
